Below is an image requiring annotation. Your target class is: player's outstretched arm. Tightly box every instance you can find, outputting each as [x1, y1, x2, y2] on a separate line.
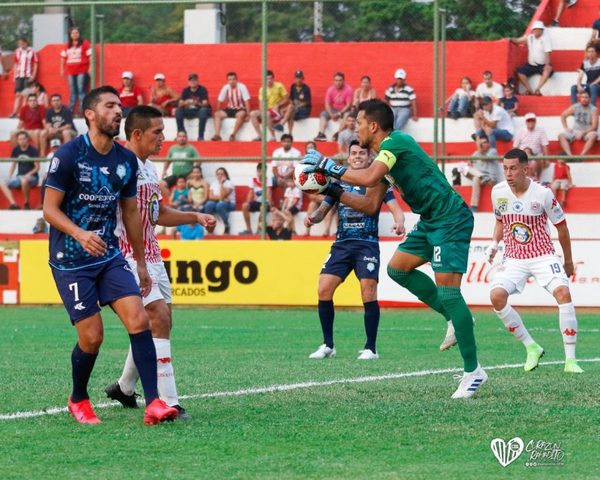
[157, 203, 217, 232]
[120, 196, 152, 296]
[556, 221, 575, 276]
[326, 182, 389, 216]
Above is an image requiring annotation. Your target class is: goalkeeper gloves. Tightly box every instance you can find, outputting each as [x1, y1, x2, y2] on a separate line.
[301, 150, 347, 179]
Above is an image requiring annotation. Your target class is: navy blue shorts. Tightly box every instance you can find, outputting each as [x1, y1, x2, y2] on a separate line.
[321, 241, 380, 281]
[51, 254, 141, 324]
[294, 107, 311, 120]
[517, 63, 552, 77]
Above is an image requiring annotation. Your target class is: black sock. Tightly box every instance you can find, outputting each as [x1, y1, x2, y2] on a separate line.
[318, 300, 335, 348]
[129, 330, 159, 405]
[71, 343, 98, 402]
[363, 301, 380, 353]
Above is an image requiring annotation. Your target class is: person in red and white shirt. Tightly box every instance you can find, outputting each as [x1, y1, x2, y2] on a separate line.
[487, 148, 583, 374]
[60, 27, 91, 114]
[10, 93, 46, 155]
[118, 71, 144, 117]
[9, 37, 38, 118]
[512, 113, 550, 181]
[239, 162, 271, 235]
[211, 72, 251, 141]
[107, 106, 216, 419]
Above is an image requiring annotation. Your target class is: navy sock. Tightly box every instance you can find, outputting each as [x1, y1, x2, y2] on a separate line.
[71, 343, 98, 403]
[363, 301, 380, 353]
[318, 300, 335, 348]
[129, 330, 159, 405]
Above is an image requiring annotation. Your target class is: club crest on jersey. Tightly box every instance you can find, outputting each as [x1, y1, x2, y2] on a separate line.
[116, 164, 127, 179]
[78, 162, 92, 182]
[149, 193, 160, 225]
[512, 201, 524, 213]
[510, 222, 532, 244]
[49, 157, 60, 173]
[497, 198, 508, 213]
[530, 201, 542, 213]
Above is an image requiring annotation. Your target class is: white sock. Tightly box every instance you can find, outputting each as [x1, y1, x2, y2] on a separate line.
[154, 337, 179, 407]
[559, 302, 577, 360]
[495, 304, 534, 347]
[118, 346, 139, 396]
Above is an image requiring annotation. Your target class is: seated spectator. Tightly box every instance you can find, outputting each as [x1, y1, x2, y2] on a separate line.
[10, 37, 38, 118]
[160, 131, 199, 200]
[118, 71, 143, 117]
[384, 68, 417, 131]
[212, 72, 250, 141]
[558, 91, 598, 158]
[551, 0, 578, 27]
[475, 71, 503, 106]
[0, 131, 40, 210]
[352, 75, 377, 112]
[280, 177, 302, 233]
[571, 43, 600, 106]
[45, 93, 77, 145]
[474, 96, 514, 148]
[20, 81, 48, 108]
[499, 84, 519, 116]
[176, 73, 211, 140]
[271, 133, 301, 190]
[185, 165, 209, 212]
[512, 112, 549, 180]
[169, 176, 190, 210]
[314, 72, 353, 141]
[250, 70, 288, 141]
[511, 21, 553, 96]
[281, 70, 311, 135]
[177, 223, 205, 240]
[149, 73, 179, 116]
[10, 93, 46, 156]
[592, 7, 600, 40]
[203, 167, 235, 234]
[446, 76, 475, 119]
[454, 134, 501, 212]
[240, 163, 271, 235]
[267, 208, 293, 240]
[337, 112, 358, 156]
[551, 158, 573, 207]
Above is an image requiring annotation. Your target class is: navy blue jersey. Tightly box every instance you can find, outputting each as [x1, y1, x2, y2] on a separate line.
[45, 134, 138, 270]
[323, 182, 395, 243]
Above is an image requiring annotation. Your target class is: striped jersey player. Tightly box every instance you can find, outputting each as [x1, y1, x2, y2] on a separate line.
[487, 148, 583, 374]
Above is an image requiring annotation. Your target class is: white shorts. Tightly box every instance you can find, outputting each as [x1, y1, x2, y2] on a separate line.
[127, 258, 172, 306]
[491, 255, 569, 295]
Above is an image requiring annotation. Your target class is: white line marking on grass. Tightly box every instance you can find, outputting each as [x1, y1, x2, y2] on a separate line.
[2, 358, 600, 421]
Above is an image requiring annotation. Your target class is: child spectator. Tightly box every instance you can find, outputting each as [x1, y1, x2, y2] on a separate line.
[551, 159, 573, 208]
[499, 84, 519, 117]
[280, 178, 302, 233]
[169, 176, 190, 210]
[446, 77, 475, 119]
[177, 223, 205, 240]
[185, 165, 209, 212]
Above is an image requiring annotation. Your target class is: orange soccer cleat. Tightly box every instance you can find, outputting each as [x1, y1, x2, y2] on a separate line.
[143, 398, 178, 425]
[68, 396, 101, 424]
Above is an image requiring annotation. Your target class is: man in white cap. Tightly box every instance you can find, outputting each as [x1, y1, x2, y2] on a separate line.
[511, 21, 553, 96]
[512, 112, 550, 180]
[384, 68, 417, 131]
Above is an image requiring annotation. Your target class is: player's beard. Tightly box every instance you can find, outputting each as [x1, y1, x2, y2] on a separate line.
[98, 115, 121, 138]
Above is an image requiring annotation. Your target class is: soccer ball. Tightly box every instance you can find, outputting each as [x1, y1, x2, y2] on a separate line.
[293, 163, 330, 194]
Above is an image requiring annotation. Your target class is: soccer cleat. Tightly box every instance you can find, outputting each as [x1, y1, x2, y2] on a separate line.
[68, 396, 101, 424]
[105, 382, 139, 408]
[524, 343, 545, 372]
[357, 349, 379, 360]
[564, 359, 584, 373]
[173, 405, 192, 421]
[308, 344, 336, 359]
[451, 364, 488, 399]
[143, 398, 178, 425]
[439, 321, 457, 351]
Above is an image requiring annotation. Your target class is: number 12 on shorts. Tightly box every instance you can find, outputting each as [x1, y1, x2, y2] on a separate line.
[433, 246, 441, 263]
[68, 282, 80, 301]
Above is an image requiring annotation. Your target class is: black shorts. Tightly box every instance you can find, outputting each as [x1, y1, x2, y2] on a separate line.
[294, 107, 311, 120]
[516, 63, 552, 77]
[321, 241, 380, 281]
[224, 108, 246, 118]
[15, 77, 29, 93]
[249, 200, 269, 212]
[288, 206, 300, 215]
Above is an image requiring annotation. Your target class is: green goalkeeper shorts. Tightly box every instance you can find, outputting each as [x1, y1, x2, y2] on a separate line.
[397, 208, 474, 273]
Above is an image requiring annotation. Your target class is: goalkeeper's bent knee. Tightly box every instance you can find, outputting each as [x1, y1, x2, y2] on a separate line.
[387, 265, 411, 287]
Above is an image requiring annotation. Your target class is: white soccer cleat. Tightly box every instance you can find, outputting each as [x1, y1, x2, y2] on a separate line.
[439, 321, 457, 351]
[309, 344, 336, 359]
[451, 364, 488, 399]
[357, 349, 379, 360]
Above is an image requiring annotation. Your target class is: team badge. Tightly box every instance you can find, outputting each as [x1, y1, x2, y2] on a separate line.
[497, 198, 508, 213]
[49, 157, 60, 174]
[148, 193, 160, 225]
[510, 222, 532, 244]
[78, 162, 92, 182]
[530, 201, 542, 213]
[512, 201, 524, 213]
[367, 263, 375, 272]
[116, 164, 127, 179]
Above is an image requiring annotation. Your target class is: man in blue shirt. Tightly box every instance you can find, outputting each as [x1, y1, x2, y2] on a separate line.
[43, 85, 178, 425]
[175, 73, 211, 140]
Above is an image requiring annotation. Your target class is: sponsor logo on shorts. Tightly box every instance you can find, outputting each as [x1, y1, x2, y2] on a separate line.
[363, 256, 378, 263]
[510, 222, 532, 244]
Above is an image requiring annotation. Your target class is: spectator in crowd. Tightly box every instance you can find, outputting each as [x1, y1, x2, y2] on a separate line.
[592, 7, 600, 40]
[212, 72, 251, 141]
[558, 91, 598, 158]
[512, 112, 550, 180]
[9, 37, 38, 118]
[177, 223, 205, 240]
[384, 68, 417, 131]
[169, 176, 190, 210]
[571, 43, 600, 106]
[267, 208, 293, 240]
[511, 21, 553, 96]
[446, 76, 475, 119]
[185, 165, 209, 212]
[148, 73, 178, 116]
[45, 93, 77, 145]
[271, 132, 301, 199]
[118, 71, 144, 117]
[11, 93, 46, 155]
[337, 112, 358, 156]
[551, 158, 573, 207]
[204, 167, 236, 234]
[475, 71, 503, 105]
[240, 163, 271, 235]
[0, 131, 39, 210]
[281, 70, 311, 135]
[280, 177, 302, 233]
[28, 81, 48, 108]
[352, 75, 377, 112]
[175, 73, 211, 141]
[314, 72, 353, 141]
[551, 0, 578, 27]
[499, 84, 519, 116]
[473, 96, 514, 148]
[250, 70, 288, 141]
[160, 130, 200, 200]
[454, 134, 501, 212]
[60, 27, 91, 115]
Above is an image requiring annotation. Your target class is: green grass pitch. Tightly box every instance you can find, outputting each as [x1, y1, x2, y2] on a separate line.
[0, 306, 599, 479]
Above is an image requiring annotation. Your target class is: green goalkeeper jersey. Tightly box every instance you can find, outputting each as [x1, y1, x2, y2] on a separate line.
[374, 130, 466, 221]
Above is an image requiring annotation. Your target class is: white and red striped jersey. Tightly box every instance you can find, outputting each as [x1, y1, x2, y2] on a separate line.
[217, 82, 250, 110]
[116, 158, 163, 264]
[492, 180, 566, 259]
[14, 46, 38, 78]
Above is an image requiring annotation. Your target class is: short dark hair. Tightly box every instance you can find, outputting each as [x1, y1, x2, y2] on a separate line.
[227, 72, 237, 78]
[334, 72, 345, 79]
[27, 93, 37, 100]
[256, 162, 263, 170]
[82, 85, 120, 126]
[281, 133, 293, 142]
[16, 130, 29, 139]
[504, 148, 528, 164]
[349, 139, 362, 150]
[266, 70, 274, 77]
[361, 75, 371, 83]
[18, 36, 28, 44]
[50, 93, 61, 100]
[124, 105, 162, 140]
[358, 99, 394, 132]
[483, 70, 492, 77]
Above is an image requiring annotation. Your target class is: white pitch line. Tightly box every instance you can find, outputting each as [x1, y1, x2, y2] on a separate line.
[2, 358, 599, 422]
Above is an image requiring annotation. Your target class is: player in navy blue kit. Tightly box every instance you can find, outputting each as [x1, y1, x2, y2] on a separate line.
[43, 86, 178, 425]
[305, 141, 405, 359]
